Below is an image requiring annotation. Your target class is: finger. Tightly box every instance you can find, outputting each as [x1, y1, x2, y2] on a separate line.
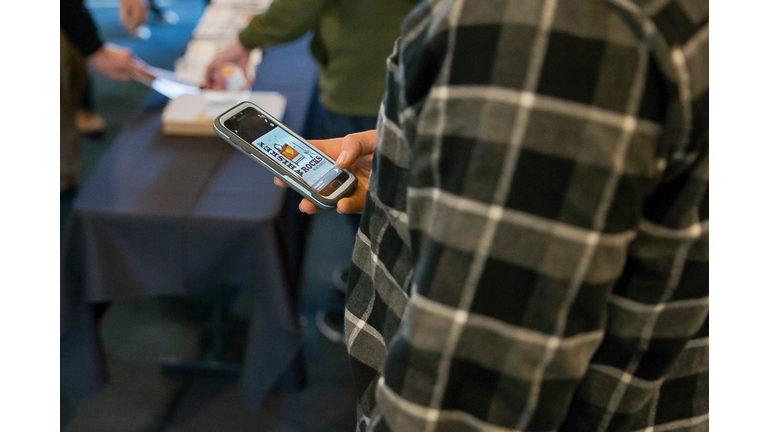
[125, 11, 139, 32]
[306, 138, 336, 156]
[204, 69, 216, 89]
[335, 130, 377, 168]
[273, 179, 323, 214]
[132, 65, 153, 83]
[204, 62, 219, 89]
[131, 57, 152, 79]
[298, 199, 322, 215]
[119, 8, 129, 29]
[273, 177, 288, 188]
[334, 136, 361, 168]
[134, 8, 147, 28]
[336, 195, 365, 214]
[115, 63, 136, 81]
[214, 75, 228, 90]
[237, 58, 251, 75]
[115, 44, 133, 57]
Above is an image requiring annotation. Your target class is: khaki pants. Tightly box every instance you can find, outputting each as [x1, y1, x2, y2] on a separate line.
[60, 31, 88, 190]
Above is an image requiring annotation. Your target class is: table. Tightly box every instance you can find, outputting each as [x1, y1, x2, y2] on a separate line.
[60, 38, 317, 410]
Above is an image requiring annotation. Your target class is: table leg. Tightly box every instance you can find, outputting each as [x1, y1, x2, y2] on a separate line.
[160, 284, 242, 380]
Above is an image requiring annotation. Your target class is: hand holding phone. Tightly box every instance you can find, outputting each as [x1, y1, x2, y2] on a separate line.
[214, 102, 360, 210]
[273, 130, 377, 214]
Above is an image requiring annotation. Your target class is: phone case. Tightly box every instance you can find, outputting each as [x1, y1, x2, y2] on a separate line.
[213, 101, 357, 210]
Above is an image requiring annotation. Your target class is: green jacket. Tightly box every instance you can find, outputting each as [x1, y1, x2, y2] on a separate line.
[238, 0, 417, 117]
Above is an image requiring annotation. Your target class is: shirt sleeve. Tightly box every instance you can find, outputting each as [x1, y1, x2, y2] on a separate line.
[60, 0, 103, 57]
[372, 1, 708, 431]
[237, 0, 334, 49]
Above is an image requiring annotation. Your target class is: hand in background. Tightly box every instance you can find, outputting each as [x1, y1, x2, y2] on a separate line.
[120, 0, 148, 33]
[274, 130, 378, 215]
[87, 43, 147, 81]
[204, 39, 251, 89]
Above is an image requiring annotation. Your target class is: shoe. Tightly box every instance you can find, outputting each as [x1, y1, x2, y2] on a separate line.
[315, 310, 345, 344]
[75, 110, 106, 135]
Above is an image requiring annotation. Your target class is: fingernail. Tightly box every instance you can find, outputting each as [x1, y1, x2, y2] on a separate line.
[336, 151, 348, 167]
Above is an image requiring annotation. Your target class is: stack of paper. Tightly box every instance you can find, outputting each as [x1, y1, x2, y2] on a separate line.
[162, 91, 287, 136]
[173, 1, 272, 87]
[174, 40, 262, 87]
[155, 0, 283, 136]
[192, 6, 256, 39]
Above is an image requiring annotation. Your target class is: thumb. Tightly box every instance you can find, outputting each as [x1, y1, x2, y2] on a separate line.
[335, 130, 377, 168]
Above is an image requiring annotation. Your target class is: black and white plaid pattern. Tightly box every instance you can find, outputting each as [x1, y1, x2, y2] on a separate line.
[345, 1, 708, 431]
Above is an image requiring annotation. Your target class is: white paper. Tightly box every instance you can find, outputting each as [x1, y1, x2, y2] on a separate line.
[162, 93, 208, 123]
[204, 91, 253, 119]
[162, 91, 286, 129]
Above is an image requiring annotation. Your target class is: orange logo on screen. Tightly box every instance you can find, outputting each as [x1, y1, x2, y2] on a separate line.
[276, 143, 299, 160]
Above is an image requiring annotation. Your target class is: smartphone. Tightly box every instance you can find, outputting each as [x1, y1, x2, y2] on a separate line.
[214, 101, 357, 210]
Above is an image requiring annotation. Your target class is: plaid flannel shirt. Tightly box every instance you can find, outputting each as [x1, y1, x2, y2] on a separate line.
[345, 1, 708, 431]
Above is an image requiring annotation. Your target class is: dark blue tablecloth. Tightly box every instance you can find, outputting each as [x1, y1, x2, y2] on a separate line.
[61, 37, 318, 410]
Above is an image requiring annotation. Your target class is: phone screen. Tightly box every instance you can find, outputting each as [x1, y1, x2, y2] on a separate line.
[224, 107, 350, 196]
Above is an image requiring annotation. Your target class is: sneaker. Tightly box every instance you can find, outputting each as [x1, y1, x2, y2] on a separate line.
[315, 310, 345, 344]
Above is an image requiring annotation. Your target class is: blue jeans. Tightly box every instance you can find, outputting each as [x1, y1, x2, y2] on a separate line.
[303, 85, 378, 140]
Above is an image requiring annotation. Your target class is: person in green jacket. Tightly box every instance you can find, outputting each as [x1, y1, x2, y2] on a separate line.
[205, 0, 416, 135]
[205, 0, 418, 342]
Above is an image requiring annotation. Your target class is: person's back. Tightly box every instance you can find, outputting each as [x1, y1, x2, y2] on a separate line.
[345, 0, 709, 430]
[308, 0, 420, 117]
